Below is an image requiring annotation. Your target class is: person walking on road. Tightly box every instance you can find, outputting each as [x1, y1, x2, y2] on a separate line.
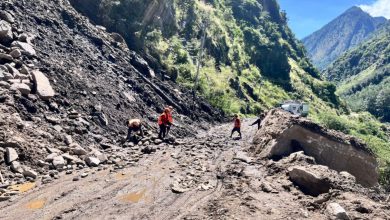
[158, 108, 170, 139]
[126, 118, 144, 141]
[230, 114, 242, 139]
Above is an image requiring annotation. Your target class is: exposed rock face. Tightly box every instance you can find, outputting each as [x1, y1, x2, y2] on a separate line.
[251, 109, 378, 187]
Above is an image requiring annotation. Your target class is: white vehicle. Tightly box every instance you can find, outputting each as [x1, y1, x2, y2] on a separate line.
[280, 100, 309, 117]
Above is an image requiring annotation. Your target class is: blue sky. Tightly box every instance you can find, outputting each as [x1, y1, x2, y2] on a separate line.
[278, 0, 379, 39]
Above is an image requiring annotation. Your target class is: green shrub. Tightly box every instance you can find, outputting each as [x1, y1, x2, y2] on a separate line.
[318, 112, 350, 134]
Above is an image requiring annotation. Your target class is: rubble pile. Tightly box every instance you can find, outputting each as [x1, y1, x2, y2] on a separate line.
[251, 109, 378, 187]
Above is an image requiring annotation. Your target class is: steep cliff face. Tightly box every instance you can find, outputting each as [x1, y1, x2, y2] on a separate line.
[303, 6, 387, 70]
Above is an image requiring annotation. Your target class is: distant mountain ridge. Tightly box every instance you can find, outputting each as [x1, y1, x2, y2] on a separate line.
[302, 6, 387, 70]
[323, 22, 390, 121]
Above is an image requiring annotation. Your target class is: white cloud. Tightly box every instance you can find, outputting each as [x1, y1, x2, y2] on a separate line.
[360, 0, 390, 19]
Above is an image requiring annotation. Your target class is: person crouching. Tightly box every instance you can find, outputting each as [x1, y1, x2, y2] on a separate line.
[126, 119, 144, 141]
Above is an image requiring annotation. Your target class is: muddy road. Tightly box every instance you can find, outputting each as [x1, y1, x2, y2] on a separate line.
[1, 119, 388, 220]
[0, 120, 258, 220]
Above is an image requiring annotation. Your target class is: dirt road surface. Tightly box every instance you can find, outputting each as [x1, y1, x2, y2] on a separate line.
[1, 120, 385, 220]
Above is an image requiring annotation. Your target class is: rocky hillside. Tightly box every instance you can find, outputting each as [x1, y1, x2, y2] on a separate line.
[302, 6, 387, 70]
[323, 22, 390, 122]
[69, 0, 342, 114]
[0, 0, 225, 188]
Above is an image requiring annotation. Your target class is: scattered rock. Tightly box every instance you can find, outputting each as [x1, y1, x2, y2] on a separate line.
[45, 153, 58, 162]
[0, 53, 13, 62]
[10, 83, 31, 95]
[326, 203, 349, 220]
[22, 167, 38, 179]
[171, 185, 189, 194]
[85, 157, 100, 167]
[10, 161, 23, 173]
[261, 181, 277, 193]
[11, 41, 36, 57]
[64, 135, 73, 145]
[70, 144, 87, 155]
[31, 70, 55, 100]
[0, 20, 13, 43]
[154, 139, 163, 145]
[0, 196, 11, 202]
[234, 151, 252, 163]
[9, 49, 22, 58]
[81, 173, 88, 178]
[141, 146, 156, 154]
[0, 11, 15, 23]
[52, 156, 66, 169]
[6, 147, 18, 164]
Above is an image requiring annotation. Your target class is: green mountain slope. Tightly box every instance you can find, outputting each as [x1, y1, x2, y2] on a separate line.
[324, 22, 390, 122]
[303, 6, 387, 70]
[70, 0, 337, 114]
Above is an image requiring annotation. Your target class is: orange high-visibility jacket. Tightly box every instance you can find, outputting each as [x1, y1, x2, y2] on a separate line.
[234, 118, 241, 128]
[158, 113, 169, 126]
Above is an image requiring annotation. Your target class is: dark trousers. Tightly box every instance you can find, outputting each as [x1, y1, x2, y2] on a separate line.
[251, 119, 261, 130]
[231, 127, 242, 138]
[166, 123, 172, 135]
[127, 126, 143, 140]
[158, 125, 167, 139]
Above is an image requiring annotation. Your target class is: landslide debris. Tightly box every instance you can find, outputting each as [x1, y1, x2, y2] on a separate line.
[251, 108, 378, 187]
[0, 0, 222, 200]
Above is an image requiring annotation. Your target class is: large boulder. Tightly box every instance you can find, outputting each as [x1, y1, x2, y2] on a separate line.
[10, 83, 31, 95]
[52, 156, 66, 169]
[11, 41, 36, 56]
[252, 109, 378, 187]
[31, 70, 55, 100]
[10, 161, 23, 173]
[326, 203, 349, 220]
[0, 11, 15, 23]
[22, 167, 38, 179]
[0, 20, 13, 43]
[288, 166, 331, 196]
[70, 143, 87, 155]
[85, 156, 100, 167]
[6, 147, 18, 164]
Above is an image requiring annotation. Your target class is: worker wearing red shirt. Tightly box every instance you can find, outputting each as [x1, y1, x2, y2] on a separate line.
[158, 108, 170, 139]
[230, 114, 242, 139]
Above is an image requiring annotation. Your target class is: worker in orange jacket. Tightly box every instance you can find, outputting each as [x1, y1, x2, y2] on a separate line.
[230, 114, 242, 139]
[158, 108, 170, 139]
[166, 106, 174, 136]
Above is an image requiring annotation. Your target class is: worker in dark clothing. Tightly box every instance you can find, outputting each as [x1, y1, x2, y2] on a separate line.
[126, 119, 144, 141]
[250, 113, 266, 130]
[158, 108, 170, 139]
[230, 114, 242, 139]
